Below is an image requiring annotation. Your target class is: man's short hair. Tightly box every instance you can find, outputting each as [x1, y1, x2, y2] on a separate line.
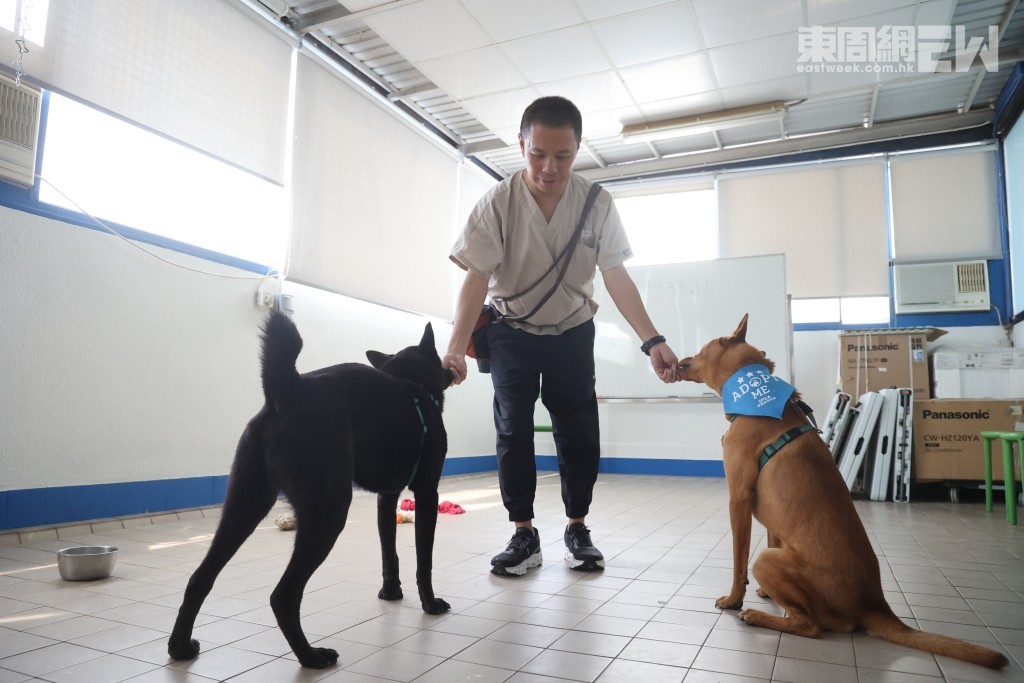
[520, 96, 582, 145]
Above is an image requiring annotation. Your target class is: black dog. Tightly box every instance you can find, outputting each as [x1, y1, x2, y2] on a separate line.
[168, 311, 453, 669]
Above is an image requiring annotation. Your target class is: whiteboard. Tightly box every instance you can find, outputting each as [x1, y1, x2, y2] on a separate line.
[592, 254, 792, 399]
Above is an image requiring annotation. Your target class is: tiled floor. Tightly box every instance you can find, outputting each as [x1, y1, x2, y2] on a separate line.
[1, 472, 1023, 682]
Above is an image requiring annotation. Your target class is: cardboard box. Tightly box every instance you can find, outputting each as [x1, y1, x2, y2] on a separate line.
[839, 328, 946, 399]
[913, 399, 1024, 482]
[931, 346, 1024, 399]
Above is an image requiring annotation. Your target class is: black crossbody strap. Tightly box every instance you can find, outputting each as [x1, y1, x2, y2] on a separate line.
[497, 183, 602, 324]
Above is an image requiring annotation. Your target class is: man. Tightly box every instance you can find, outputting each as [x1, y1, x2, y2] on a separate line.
[443, 96, 680, 576]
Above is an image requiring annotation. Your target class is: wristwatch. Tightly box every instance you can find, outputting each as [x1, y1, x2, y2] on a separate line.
[640, 335, 666, 356]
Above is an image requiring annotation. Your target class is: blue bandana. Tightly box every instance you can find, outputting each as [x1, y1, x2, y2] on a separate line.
[721, 364, 795, 419]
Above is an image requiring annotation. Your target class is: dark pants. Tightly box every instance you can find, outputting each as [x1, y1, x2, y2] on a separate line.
[487, 319, 600, 522]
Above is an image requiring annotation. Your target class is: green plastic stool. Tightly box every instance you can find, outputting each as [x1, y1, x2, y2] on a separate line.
[981, 431, 1023, 525]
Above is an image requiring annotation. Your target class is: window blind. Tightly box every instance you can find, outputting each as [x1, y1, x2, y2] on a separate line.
[458, 161, 497, 228]
[1, 0, 292, 184]
[1004, 124, 1024, 313]
[889, 147, 1000, 262]
[718, 161, 889, 298]
[288, 53, 461, 319]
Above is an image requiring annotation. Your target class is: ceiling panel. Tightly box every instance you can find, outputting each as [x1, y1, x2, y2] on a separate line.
[709, 32, 802, 90]
[806, 0, 918, 26]
[619, 53, 717, 103]
[720, 74, 809, 108]
[582, 106, 646, 138]
[417, 46, 527, 100]
[460, 87, 541, 140]
[460, 0, 584, 42]
[534, 71, 636, 114]
[276, 0, 1022, 180]
[576, 0, 679, 22]
[693, 0, 804, 48]
[591, 2, 705, 68]
[639, 90, 726, 119]
[915, 0, 958, 26]
[499, 24, 613, 83]
[362, 0, 491, 62]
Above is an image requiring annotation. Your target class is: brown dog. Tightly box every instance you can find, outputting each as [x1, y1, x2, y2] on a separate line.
[676, 314, 1008, 669]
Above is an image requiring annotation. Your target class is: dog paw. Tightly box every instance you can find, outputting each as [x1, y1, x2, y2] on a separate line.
[421, 597, 451, 615]
[737, 609, 761, 626]
[378, 585, 404, 601]
[297, 647, 339, 669]
[755, 587, 771, 599]
[715, 595, 744, 610]
[167, 637, 200, 661]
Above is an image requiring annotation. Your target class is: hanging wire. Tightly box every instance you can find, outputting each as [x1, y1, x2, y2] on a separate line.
[7, 0, 283, 285]
[36, 173, 281, 281]
[12, 0, 32, 86]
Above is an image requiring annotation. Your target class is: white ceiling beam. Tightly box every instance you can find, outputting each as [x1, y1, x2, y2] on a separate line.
[581, 141, 607, 168]
[301, 0, 422, 30]
[963, 71, 986, 113]
[459, 139, 509, 155]
[578, 110, 992, 182]
[387, 82, 439, 101]
[867, 85, 879, 128]
[290, 5, 352, 33]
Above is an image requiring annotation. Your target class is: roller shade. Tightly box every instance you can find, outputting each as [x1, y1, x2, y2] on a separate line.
[0, 0, 292, 184]
[889, 147, 1000, 262]
[289, 53, 461, 318]
[718, 161, 889, 298]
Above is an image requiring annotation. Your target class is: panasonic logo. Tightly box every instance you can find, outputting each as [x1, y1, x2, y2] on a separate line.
[846, 343, 899, 352]
[921, 409, 991, 420]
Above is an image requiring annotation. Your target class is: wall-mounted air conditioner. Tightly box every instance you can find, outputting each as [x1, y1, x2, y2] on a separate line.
[893, 260, 990, 314]
[0, 73, 41, 187]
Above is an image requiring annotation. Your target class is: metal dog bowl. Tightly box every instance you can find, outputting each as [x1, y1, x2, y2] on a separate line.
[57, 545, 118, 581]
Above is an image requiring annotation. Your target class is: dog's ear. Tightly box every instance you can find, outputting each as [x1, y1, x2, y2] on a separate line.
[366, 350, 392, 368]
[419, 323, 435, 352]
[730, 314, 749, 343]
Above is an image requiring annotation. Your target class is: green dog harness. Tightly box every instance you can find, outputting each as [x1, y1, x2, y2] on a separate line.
[408, 391, 442, 486]
[757, 423, 817, 471]
[726, 398, 819, 472]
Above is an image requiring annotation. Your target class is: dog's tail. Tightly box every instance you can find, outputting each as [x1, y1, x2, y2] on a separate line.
[260, 311, 302, 405]
[863, 610, 1008, 669]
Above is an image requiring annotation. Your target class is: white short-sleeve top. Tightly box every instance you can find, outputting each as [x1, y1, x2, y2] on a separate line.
[451, 170, 633, 335]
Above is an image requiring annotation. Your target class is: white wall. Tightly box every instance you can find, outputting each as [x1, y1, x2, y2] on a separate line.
[792, 325, 1015, 421]
[0, 205, 495, 492]
[1, 203, 1016, 499]
[275, 281, 496, 462]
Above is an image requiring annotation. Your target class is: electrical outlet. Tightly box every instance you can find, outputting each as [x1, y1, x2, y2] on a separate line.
[274, 293, 296, 315]
[255, 279, 280, 310]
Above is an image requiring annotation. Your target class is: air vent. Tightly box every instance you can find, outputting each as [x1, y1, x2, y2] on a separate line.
[893, 261, 990, 314]
[0, 73, 41, 187]
[956, 261, 988, 293]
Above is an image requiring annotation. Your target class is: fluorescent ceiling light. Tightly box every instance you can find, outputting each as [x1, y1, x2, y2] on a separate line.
[621, 101, 788, 143]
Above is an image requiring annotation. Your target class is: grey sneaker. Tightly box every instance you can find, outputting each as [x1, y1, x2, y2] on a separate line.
[564, 523, 604, 570]
[491, 527, 543, 576]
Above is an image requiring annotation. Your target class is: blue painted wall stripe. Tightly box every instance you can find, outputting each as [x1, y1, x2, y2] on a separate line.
[535, 456, 725, 477]
[1, 458, 723, 530]
[441, 455, 498, 477]
[0, 475, 230, 530]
